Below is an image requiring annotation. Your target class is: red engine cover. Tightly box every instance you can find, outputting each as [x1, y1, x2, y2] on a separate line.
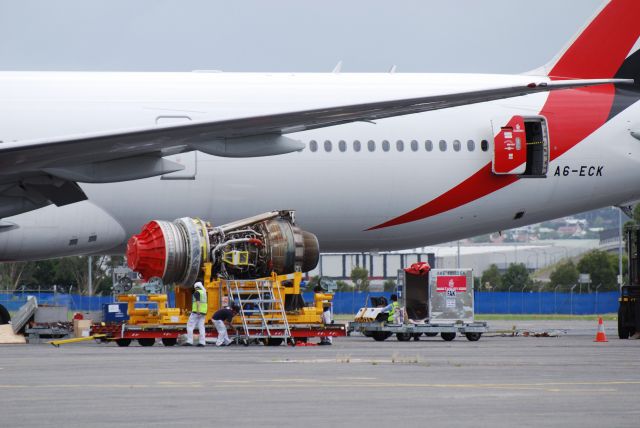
[126, 221, 167, 281]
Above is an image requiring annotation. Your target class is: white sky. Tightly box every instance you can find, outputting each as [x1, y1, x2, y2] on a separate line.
[0, 0, 602, 73]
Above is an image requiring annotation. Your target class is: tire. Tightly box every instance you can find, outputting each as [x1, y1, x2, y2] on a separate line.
[138, 338, 155, 347]
[465, 333, 482, 341]
[424, 332, 438, 337]
[115, 339, 132, 347]
[412, 333, 422, 341]
[372, 331, 392, 342]
[264, 338, 284, 346]
[0, 304, 10, 325]
[161, 338, 177, 347]
[363, 331, 373, 337]
[618, 306, 630, 339]
[441, 332, 456, 341]
[396, 332, 412, 342]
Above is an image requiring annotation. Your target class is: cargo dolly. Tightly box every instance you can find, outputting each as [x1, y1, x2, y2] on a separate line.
[350, 266, 489, 342]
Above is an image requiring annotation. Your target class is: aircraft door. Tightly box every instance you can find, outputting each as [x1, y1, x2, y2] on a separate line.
[491, 115, 527, 175]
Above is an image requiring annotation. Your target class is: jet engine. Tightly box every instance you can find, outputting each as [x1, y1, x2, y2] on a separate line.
[126, 210, 319, 286]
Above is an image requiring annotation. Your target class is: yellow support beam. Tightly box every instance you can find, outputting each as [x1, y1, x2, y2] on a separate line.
[48, 334, 106, 347]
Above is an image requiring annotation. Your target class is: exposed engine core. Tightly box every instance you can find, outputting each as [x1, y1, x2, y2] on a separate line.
[126, 210, 319, 286]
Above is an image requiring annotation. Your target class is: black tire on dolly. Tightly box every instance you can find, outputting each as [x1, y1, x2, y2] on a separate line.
[465, 332, 482, 341]
[115, 339, 132, 347]
[161, 338, 177, 346]
[424, 332, 438, 337]
[138, 338, 155, 347]
[396, 332, 412, 341]
[372, 331, 392, 341]
[0, 304, 10, 325]
[264, 338, 284, 346]
[441, 332, 456, 341]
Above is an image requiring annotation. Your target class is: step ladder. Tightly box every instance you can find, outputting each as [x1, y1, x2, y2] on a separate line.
[222, 278, 292, 344]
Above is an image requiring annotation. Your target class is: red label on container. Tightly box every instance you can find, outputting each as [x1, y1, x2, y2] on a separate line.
[436, 275, 467, 292]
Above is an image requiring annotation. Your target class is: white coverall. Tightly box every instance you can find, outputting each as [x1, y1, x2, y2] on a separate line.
[186, 312, 206, 346]
[214, 320, 232, 346]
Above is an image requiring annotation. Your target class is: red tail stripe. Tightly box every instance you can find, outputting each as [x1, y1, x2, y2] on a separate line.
[550, 0, 640, 79]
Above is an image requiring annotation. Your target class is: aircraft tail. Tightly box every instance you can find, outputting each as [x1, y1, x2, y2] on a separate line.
[533, 0, 640, 81]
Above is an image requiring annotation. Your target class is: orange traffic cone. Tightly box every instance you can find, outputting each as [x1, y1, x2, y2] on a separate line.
[594, 317, 608, 342]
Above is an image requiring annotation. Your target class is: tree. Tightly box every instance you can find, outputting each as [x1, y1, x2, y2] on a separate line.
[383, 279, 396, 292]
[0, 261, 35, 291]
[303, 276, 321, 292]
[549, 260, 579, 291]
[350, 267, 369, 292]
[480, 264, 502, 291]
[335, 280, 351, 292]
[577, 250, 617, 290]
[501, 263, 531, 291]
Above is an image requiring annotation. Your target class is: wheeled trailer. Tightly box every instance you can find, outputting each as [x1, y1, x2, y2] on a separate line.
[91, 323, 346, 347]
[351, 266, 489, 342]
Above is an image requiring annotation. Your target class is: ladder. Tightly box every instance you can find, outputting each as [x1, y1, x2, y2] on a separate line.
[223, 278, 292, 344]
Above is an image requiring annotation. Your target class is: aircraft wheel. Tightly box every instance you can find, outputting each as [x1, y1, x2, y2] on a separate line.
[441, 332, 456, 341]
[138, 338, 155, 347]
[161, 338, 177, 346]
[0, 304, 10, 325]
[115, 339, 132, 347]
[465, 333, 482, 341]
[372, 331, 392, 341]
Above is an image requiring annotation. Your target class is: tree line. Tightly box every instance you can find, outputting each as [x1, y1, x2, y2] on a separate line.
[0, 256, 123, 295]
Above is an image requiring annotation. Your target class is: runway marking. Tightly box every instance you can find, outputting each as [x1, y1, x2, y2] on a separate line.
[0, 380, 637, 392]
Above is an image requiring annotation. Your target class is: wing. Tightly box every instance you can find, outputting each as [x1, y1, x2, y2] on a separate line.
[0, 78, 629, 218]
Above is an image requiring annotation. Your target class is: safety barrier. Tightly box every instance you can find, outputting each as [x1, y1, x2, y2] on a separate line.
[1, 290, 620, 315]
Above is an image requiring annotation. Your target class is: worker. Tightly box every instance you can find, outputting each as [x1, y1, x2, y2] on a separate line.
[314, 285, 333, 345]
[185, 281, 208, 347]
[212, 304, 239, 347]
[381, 294, 402, 324]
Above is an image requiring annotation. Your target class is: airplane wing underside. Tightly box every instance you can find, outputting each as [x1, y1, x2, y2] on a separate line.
[0, 78, 629, 218]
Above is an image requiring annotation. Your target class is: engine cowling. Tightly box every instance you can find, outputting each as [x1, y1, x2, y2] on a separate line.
[126, 210, 319, 286]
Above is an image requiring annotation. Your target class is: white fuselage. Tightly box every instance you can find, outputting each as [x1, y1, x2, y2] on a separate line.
[1, 72, 639, 260]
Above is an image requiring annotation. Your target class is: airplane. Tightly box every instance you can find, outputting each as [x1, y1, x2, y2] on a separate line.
[0, 0, 638, 266]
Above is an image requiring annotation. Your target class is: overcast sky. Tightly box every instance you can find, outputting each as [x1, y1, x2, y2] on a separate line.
[0, 0, 603, 73]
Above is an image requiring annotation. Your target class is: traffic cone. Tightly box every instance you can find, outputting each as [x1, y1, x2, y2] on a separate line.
[594, 317, 608, 342]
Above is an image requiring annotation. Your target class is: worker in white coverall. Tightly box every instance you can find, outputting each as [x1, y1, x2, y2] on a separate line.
[314, 285, 333, 345]
[212, 305, 239, 347]
[185, 281, 208, 347]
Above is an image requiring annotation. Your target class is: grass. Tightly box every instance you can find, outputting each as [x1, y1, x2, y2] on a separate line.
[335, 313, 616, 321]
[475, 314, 616, 321]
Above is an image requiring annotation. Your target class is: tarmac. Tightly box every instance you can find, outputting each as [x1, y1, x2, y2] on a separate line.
[1, 320, 639, 428]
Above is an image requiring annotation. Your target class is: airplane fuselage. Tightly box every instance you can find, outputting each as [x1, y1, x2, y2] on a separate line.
[1, 71, 639, 260]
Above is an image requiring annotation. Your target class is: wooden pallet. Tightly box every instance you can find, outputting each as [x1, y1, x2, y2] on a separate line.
[0, 324, 26, 344]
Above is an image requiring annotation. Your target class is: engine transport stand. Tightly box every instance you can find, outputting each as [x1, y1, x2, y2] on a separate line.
[350, 266, 489, 342]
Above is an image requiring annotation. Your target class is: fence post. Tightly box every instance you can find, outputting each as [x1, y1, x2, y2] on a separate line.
[508, 285, 514, 314]
[570, 284, 577, 315]
[554, 285, 560, 314]
[521, 285, 528, 314]
[595, 283, 602, 314]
